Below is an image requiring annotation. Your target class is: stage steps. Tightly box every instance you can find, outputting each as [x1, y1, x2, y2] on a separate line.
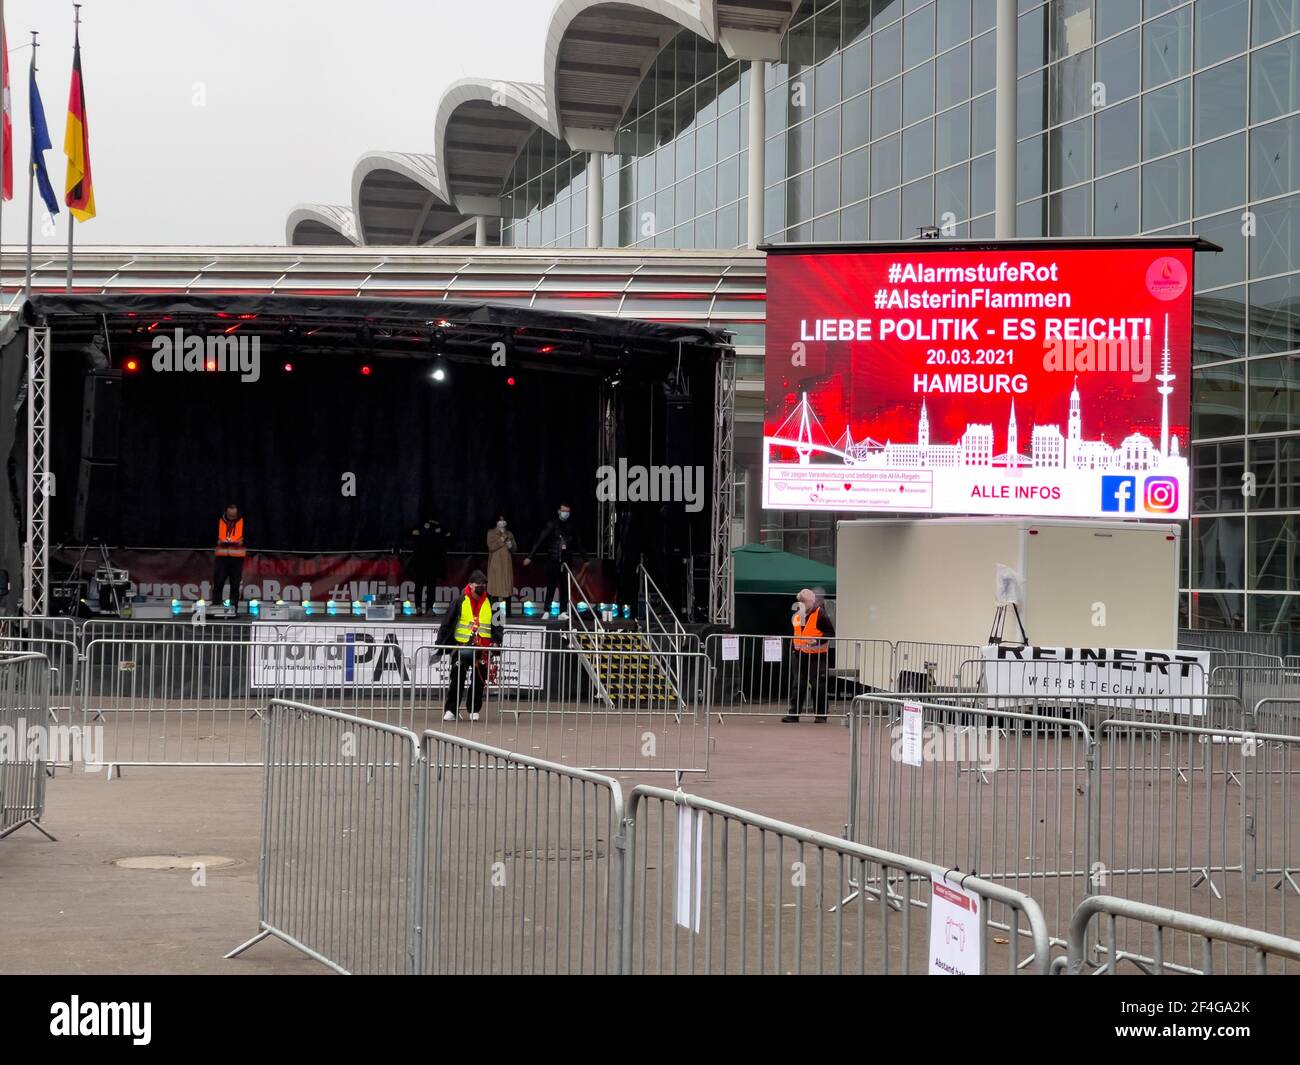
[570, 629, 682, 711]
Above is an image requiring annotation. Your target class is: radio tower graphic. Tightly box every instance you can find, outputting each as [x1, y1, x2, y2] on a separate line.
[1156, 312, 1175, 457]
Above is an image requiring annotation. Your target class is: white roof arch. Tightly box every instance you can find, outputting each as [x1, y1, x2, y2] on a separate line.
[286, 204, 360, 246]
[350, 152, 475, 245]
[434, 79, 558, 213]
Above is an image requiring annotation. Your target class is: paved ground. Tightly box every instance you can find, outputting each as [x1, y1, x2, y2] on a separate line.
[4, 709, 1296, 974]
[0, 715, 854, 974]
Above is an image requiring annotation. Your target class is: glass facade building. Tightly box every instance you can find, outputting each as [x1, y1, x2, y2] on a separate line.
[304, 0, 1300, 644]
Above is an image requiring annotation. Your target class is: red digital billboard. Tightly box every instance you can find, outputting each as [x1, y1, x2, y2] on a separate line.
[764, 240, 1196, 519]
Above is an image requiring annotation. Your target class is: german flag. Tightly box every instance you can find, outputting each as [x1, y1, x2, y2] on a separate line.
[63, 24, 94, 221]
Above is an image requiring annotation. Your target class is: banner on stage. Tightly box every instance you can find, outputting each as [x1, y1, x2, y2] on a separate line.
[979, 643, 1209, 714]
[248, 622, 546, 691]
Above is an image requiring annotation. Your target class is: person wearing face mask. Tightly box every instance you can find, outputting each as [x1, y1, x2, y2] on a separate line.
[523, 502, 583, 619]
[486, 515, 516, 608]
[783, 587, 835, 723]
[435, 569, 501, 722]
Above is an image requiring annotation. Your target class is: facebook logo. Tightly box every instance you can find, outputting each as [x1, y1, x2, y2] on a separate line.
[1101, 475, 1137, 512]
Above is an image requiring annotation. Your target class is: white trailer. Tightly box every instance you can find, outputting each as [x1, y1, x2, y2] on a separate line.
[835, 517, 1181, 689]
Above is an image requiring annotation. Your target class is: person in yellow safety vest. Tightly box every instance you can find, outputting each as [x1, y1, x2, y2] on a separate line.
[783, 587, 835, 723]
[435, 569, 502, 722]
[213, 503, 247, 617]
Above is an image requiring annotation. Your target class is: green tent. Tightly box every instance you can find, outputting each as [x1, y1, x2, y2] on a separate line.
[731, 543, 837, 596]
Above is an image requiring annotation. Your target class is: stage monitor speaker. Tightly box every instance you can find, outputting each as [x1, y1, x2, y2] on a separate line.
[81, 370, 123, 462]
[665, 394, 694, 469]
[73, 459, 119, 543]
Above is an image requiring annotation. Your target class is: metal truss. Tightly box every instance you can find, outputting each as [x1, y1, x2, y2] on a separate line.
[23, 326, 51, 616]
[708, 349, 736, 626]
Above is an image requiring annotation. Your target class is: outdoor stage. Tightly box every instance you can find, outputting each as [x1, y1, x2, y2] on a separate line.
[0, 291, 737, 625]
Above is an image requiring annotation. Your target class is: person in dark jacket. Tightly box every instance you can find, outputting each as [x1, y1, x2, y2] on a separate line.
[522, 502, 583, 617]
[408, 517, 452, 614]
[435, 569, 502, 722]
[783, 587, 836, 723]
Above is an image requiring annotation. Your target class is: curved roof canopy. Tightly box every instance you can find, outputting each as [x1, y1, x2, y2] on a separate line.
[351, 152, 478, 246]
[434, 79, 558, 215]
[289, 1, 802, 245]
[545, 1, 714, 151]
[286, 204, 360, 246]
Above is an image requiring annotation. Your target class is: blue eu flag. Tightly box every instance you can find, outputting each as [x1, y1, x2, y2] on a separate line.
[28, 63, 59, 216]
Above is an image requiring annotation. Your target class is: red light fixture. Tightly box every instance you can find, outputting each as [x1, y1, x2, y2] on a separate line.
[124, 358, 139, 372]
[360, 364, 372, 376]
[205, 360, 216, 371]
[283, 362, 294, 373]
[539, 345, 554, 353]
[506, 376, 516, 386]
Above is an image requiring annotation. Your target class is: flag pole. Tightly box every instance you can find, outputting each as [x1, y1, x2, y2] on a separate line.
[1, 0, 7, 309]
[64, 3, 79, 295]
[23, 29, 35, 301]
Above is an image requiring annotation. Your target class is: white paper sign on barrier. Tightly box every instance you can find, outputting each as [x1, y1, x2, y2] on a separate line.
[248, 622, 546, 690]
[675, 804, 703, 933]
[720, 636, 740, 662]
[929, 873, 981, 975]
[900, 702, 924, 767]
[762, 637, 783, 663]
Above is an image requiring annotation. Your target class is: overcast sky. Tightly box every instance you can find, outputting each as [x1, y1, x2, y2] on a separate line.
[1, 0, 550, 246]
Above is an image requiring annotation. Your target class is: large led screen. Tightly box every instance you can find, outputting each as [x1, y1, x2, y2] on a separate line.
[764, 242, 1195, 519]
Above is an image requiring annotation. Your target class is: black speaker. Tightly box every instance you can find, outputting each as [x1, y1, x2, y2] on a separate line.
[81, 370, 122, 462]
[73, 459, 119, 543]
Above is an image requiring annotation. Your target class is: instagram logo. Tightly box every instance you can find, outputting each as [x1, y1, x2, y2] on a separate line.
[1143, 476, 1180, 513]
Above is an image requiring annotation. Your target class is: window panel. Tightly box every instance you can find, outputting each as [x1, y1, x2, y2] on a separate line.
[1249, 274, 1300, 356]
[1251, 36, 1300, 123]
[1249, 355, 1300, 434]
[1142, 78, 1190, 158]
[1093, 168, 1139, 235]
[1249, 434, 1300, 512]
[1143, 7, 1191, 88]
[1191, 516, 1246, 589]
[1096, 98, 1140, 174]
[1195, 0, 1248, 68]
[1193, 135, 1247, 221]
[1193, 287, 1248, 365]
[1193, 439, 1245, 511]
[1194, 57, 1247, 142]
[1193, 361, 1246, 438]
[1252, 114, 1300, 200]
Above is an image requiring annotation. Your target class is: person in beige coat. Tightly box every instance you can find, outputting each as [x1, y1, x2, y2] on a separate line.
[486, 515, 517, 607]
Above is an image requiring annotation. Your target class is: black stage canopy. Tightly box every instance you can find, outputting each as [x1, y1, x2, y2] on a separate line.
[1, 293, 731, 612]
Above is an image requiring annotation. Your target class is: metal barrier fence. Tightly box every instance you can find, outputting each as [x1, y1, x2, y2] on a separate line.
[230, 700, 1051, 975]
[0, 636, 77, 721]
[225, 701, 422, 974]
[1092, 718, 1300, 974]
[847, 695, 1093, 949]
[1179, 627, 1288, 659]
[1063, 895, 1300, 974]
[621, 785, 1050, 974]
[704, 633, 893, 720]
[420, 731, 625, 974]
[846, 694, 1300, 968]
[1254, 697, 1300, 737]
[406, 644, 712, 779]
[0, 653, 55, 840]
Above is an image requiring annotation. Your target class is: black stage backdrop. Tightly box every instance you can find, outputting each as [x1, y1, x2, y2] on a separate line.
[48, 353, 604, 555]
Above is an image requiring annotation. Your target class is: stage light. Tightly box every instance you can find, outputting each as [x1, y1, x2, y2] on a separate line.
[283, 362, 294, 373]
[206, 359, 217, 371]
[430, 358, 448, 383]
[539, 345, 554, 354]
[303, 600, 315, 616]
[360, 364, 372, 376]
[326, 600, 339, 616]
[124, 358, 139, 372]
[523, 600, 535, 617]
[550, 601, 560, 618]
[506, 376, 516, 386]
[249, 599, 260, 617]
[351, 600, 363, 616]
[621, 604, 631, 620]
[171, 598, 182, 616]
[402, 600, 414, 616]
